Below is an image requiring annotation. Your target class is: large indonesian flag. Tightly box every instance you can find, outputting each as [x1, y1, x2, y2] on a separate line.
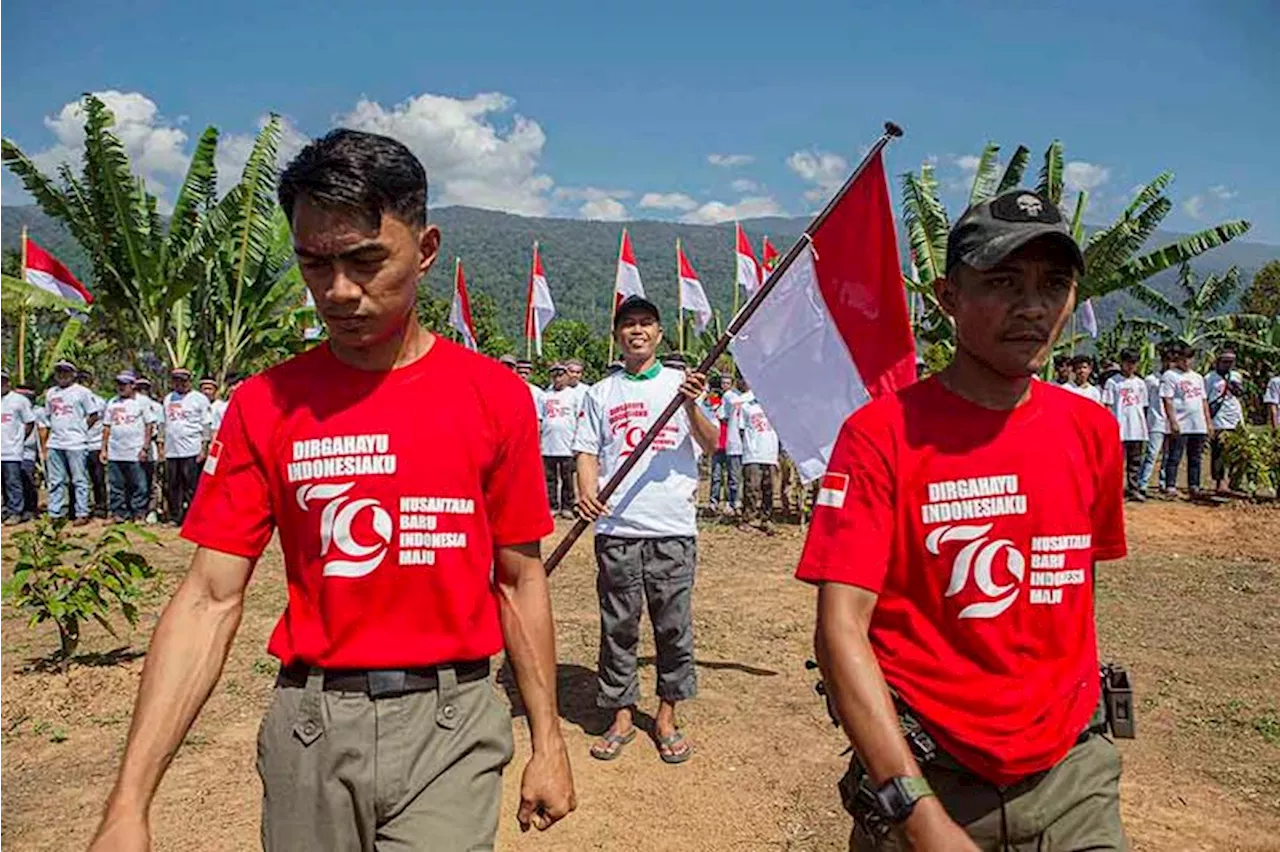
[613, 228, 645, 309]
[524, 242, 555, 355]
[24, 237, 93, 305]
[676, 241, 713, 332]
[735, 222, 762, 297]
[449, 258, 479, 351]
[731, 150, 915, 482]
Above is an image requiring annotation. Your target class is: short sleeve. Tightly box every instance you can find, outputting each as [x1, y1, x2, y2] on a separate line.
[18, 399, 34, 425]
[1090, 415, 1127, 562]
[571, 390, 603, 456]
[143, 404, 158, 425]
[1101, 379, 1116, 406]
[1265, 378, 1280, 405]
[794, 417, 897, 592]
[181, 391, 275, 559]
[485, 386, 555, 546]
[1159, 374, 1175, 399]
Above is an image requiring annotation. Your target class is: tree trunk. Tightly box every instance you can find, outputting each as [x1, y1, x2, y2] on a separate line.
[56, 619, 79, 669]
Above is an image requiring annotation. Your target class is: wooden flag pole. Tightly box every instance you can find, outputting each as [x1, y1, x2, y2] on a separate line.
[608, 229, 625, 364]
[544, 121, 904, 575]
[525, 241, 536, 361]
[18, 226, 29, 385]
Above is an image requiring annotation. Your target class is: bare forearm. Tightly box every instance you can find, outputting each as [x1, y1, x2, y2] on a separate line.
[105, 575, 244, 814]
[816, 589, 922, 784]
[497, 547, 562, 752]
[576, 454, 599, 501]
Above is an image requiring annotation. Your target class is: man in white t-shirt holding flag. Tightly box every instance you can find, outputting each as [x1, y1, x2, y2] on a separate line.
[1102, 350, 1149, 501]
[737, 378, 780, 533]
[1203, 348, 1244, 493]
[540, 363, 579, 520]
[573, 295, 717, 765]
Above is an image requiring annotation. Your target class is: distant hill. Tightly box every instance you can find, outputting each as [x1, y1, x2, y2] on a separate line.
[3, 204, 1275, 338]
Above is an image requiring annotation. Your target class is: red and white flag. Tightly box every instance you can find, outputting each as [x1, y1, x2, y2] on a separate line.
[24, 236, 93, 306]
[449, 258, 479, 351]
[676, 240, 713, 332]
[731, 150, 915, 482]
[613, 228, 645, 309]
[735, 222, 762, 297]
[761, 235, 780, 276]
[524, 242, 555, 355]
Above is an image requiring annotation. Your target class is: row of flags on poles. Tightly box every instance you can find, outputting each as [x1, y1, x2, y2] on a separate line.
[446, 224, 788, 355]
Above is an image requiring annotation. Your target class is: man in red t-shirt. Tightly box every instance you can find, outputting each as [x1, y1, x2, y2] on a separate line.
[90, 130, 575, 852]
[798, 189, 1127, 851]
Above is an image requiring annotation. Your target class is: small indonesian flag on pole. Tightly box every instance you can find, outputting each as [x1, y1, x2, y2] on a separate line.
[449, 258, 479, 351]
[613, 228, 645, 310]
[24, 236, 93, 306]
[677, 240, 713, 332]
[731, 149, 915, 483]
[1078, 298, 1099, 339]
[735, 222, 762, 297]
[761, 235, 780, 276]
[525, 242, 555, 356]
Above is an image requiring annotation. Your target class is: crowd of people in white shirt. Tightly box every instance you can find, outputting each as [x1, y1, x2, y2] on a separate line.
[1051, 345, 1280, 500]
[0, 361, 238, 526]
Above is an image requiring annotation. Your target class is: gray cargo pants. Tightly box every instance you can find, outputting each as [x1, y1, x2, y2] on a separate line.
[594, 534, 697, 708]
[257, 665, 514, 851]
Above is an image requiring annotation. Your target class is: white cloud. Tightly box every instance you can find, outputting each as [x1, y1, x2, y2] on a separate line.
[555, 187, 630, 221]
[1183, 195, 1206, 220]
[639, 192, 698, 211]
[1063, 161, 1110, 194]
[708, 153, 753, 167]
[1209, 184, 1237, 200]
[680, 196, 783, 225]
[954, 154, 982, 174]
[30, 90, 191, 199]
[337, 91, 554, 216]
[730, 178, 758, 193]
[787, 149, 848, 202]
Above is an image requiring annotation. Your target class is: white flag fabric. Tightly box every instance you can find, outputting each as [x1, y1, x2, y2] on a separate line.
[614, 228, 645, 308]
[735, 222, 762, 296]
[677, 243, 713, 332]
[24, 236, 93, 306]
[526, 244, 555, 355]
[1078, 298, 1098, 339]
[449, 259, 479, 351]
[730, 151, 915, 482]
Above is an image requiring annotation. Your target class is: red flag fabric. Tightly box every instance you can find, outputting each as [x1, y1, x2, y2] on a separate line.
[676, 241, 713, 332]
[613, 228, 645, 310]
[735, 222, 762, 296]
[761, 236, 780, 275]
[448, 259, 478, 350]
[24, 237, 93, 305]
[524, 243, 555, 355]
[730, 150, 915, 481]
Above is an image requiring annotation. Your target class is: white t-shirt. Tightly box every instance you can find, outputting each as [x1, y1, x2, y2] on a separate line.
[572, 366, 700, 538]
[1159, 369, 1208, 434]
[1145, 373, 1167, 433]
[104, 396, 159, 462]
[527, 382, 545, 422]
[539, 387, 579, 457]
[83, 390, 107, 452]
[1203, 370, 1244, 431]
[722, 389, 747, 455]
[138, 394, 164, 460]
[738, 392, 779, 465]
[1, 391, 36, 462]
[1064, 382, 1102, 404]
[164, 390, 212, 458]
[25, 406, 46, 462]
[46, 383, 102, 451]
[1102, 375, 1149, 442]
[1264, 376, 1280, 407]
[210, 399, 229, 436]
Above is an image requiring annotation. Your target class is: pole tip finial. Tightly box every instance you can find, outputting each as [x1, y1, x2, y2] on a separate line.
[884, 121, 904, 138]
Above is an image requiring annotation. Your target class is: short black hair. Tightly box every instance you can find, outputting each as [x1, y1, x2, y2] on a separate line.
[279, 129, 427, 229]
[1054, 355, 1071, 369]
[1070, 355, 1093, 367]
[1119, 349, 1139, 363]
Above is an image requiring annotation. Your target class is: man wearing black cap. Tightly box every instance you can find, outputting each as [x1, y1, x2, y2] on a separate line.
[43, 360, 102, 525]
[573, 295, 718, 765]
[161, 367, 211, 525]
[1, 369, 37, 525]
[799, 189, 1127, 850]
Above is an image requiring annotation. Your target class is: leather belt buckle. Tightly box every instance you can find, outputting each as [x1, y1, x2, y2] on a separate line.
[366, 670, 409, 698]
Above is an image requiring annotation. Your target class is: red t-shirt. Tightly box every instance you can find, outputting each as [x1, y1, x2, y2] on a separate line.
[182, 338, 554, 669]
[796, 378, 1126, 785]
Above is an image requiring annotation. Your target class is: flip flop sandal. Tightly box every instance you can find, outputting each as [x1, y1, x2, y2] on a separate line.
[657, 731, 693, 765]
[590, 728, 637, 761]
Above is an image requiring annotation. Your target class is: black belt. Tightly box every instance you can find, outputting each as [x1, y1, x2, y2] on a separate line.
[277, 659, 490, 698]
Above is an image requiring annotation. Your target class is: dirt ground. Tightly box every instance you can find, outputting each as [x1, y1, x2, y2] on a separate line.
[2, 500, 1278, 851]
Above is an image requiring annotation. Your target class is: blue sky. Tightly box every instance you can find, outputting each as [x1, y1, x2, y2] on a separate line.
[3, 0, 1277, 241]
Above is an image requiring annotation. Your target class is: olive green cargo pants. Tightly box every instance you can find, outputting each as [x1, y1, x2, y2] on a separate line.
[257, 665, 515, 852]
[852, 733, 1127, 851]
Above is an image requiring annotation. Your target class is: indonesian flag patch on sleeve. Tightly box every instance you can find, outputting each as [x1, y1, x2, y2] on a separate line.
[204, 440, 223, 475]
[816, 472, 849, 509]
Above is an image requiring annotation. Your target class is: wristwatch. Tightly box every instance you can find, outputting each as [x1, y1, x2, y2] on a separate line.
[872, 775, 935, 824]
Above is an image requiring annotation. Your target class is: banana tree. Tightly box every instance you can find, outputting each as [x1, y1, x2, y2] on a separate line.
[1123, 263, 1272, 357]
[0, 274, 92, 381]
[2, 94, 221, 369]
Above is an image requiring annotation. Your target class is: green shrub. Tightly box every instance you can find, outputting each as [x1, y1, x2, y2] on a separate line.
[1220, 428, 1280, 496]
[2, 519, 158, 668]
